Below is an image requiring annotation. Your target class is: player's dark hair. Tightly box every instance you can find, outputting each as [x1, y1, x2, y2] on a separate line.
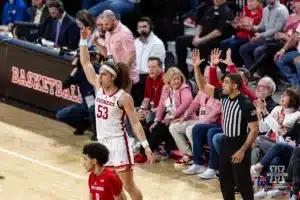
[76, 9, 95, 30]
[284, 88, 300, 110]
[83, 143, 109, 166]
[225, 73, 243, 90]
[102, 61, 132, 92]
[148, 56, 162, 68]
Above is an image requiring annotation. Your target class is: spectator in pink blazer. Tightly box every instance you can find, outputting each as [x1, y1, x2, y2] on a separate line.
[134, 67, 194, 163]
[169, 86, 222, 168]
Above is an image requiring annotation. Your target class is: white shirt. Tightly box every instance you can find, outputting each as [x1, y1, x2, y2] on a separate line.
[135, 32, 165, 74]
[259, 106, 300, 142]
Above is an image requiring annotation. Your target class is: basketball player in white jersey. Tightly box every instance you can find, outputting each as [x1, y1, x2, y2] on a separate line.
[79, 27, 153, 200]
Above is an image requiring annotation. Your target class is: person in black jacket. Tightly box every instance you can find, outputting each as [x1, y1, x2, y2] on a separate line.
[56, 50, 101, 141]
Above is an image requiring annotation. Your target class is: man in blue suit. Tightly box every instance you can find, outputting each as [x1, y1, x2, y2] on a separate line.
[45, 0, 80, 50]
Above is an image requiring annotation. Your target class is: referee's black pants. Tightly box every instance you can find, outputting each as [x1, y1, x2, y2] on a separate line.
[219, 135, 253, 200]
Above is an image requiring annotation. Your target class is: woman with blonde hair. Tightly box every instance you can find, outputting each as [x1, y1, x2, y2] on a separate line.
[134, 67, 194, 163]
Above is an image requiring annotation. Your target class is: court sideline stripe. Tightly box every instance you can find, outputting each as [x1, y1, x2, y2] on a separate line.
[0, 147, 86, 180]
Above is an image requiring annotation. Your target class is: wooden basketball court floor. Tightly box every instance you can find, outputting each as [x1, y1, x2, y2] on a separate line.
[0, 103, 282, 200]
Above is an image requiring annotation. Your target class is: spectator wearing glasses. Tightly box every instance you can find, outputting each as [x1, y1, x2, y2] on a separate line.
[135, 17, 165, 106]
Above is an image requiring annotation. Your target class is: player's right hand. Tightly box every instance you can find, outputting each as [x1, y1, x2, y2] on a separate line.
[145, 146, 154, 164]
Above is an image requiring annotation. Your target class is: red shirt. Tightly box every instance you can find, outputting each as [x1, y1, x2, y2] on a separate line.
[237, 6, 263, 39]
[208, 64, 257, 101]
[89, 168, 122, 200]
[144, 72, 164, 108]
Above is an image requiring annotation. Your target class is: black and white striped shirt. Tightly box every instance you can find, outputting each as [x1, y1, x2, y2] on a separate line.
[214, 89, 257, 137]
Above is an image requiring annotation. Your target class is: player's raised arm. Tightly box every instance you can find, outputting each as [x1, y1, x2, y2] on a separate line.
[79, 27, 99, 88]
[119, 93, 153, 164]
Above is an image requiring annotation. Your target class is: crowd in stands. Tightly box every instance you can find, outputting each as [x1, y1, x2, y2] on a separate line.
[3, 0, 300, 199]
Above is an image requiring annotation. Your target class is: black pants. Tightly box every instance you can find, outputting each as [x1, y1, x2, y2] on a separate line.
[131, 74, 148, 107]
[140, 122, 176, 155]
[219, 136, 253, 200]
[254, 40, 284, 79]
[175, 35, 221, 78]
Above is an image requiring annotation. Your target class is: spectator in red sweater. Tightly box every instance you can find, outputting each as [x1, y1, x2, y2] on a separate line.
[220, 0, 263, 65]
[208, 48, 257, 101]
[138, 57, 164, 124]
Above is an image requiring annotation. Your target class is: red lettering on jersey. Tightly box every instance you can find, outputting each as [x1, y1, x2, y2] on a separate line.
[96, 98, 115, 106]
[97, 105, 108, 120]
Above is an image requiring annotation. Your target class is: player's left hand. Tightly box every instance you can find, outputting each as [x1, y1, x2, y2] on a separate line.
[145, 146, 154, 164]
[231, 149, 245, 163]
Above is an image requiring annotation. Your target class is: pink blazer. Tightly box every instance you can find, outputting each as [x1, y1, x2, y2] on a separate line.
[155, 83, 194, 121]
[184, 90, 222, 124]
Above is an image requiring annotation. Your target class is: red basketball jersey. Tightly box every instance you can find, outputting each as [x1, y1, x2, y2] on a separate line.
[88, 168, 122, 200]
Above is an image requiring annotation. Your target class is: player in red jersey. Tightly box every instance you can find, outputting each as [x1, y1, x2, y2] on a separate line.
[80, 26, 153, 200]
[83, 143, 126, 200]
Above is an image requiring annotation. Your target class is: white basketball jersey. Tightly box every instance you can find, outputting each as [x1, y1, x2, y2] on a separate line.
[95, 88, 126, 139]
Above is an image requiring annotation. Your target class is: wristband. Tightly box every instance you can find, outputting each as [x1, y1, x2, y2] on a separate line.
[79, 39, 88, 46]
[141, 140, 149, 148]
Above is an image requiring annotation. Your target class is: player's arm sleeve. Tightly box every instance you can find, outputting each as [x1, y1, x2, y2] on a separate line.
[241, 98, 258, 123]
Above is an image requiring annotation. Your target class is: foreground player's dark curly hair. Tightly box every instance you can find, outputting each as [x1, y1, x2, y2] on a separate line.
[83, 143, 109, 166]
[102, 61, 132, 92]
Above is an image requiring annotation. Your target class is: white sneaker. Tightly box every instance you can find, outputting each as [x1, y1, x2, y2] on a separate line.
[254, 189, 267, 199]
[198, 168, 217, 179]
[250, 165, 261, 177]
[182, 164, 206, 175]
[266, 189, 284, 197]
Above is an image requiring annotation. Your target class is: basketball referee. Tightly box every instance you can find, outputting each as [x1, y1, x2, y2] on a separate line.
[193, 49, 259, 200]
